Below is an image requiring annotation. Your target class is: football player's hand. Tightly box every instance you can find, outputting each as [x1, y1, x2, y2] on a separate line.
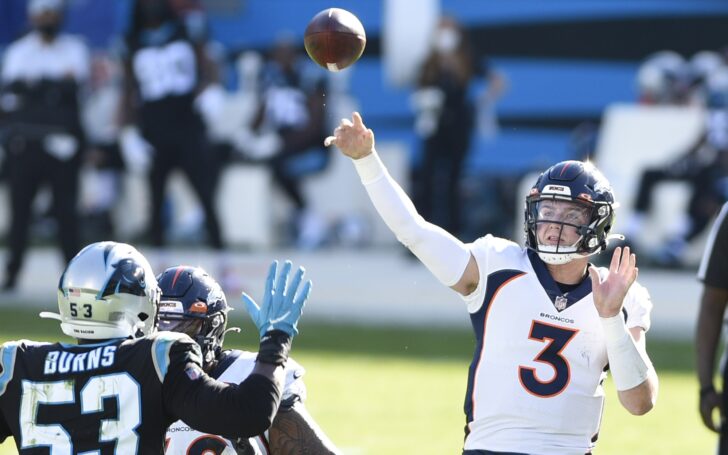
[242, 260, 311, 339]
[324, 111, 374, 160]
[588, 246, 638, 318]
[699, 387, 723, 432]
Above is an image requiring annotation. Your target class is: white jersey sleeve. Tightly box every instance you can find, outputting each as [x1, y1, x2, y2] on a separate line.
[460, 234, 524, 313]
[623, 281, 652, 332]
[164, 351, 306, 455]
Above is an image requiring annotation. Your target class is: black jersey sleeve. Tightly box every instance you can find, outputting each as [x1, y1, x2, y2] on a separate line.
[0, 342, 14, 443]
[0, 410, 9, 443]
[699, 203, 728, 290]
[159, 334, 282, 438]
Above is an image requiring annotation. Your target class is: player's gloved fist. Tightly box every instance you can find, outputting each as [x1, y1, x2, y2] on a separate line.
[242, 260, 311, 339]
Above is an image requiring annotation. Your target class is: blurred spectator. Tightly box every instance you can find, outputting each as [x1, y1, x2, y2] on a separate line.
[79, 53, 125, 241]
[248, 37, 330, 249]
[625, 66, 728, 267]
[636, 50, 691, 105]
[637, 49, 726, 107]
[410, 16, 504, 237]
[118, 0, 223, 249]
[0, 0, 89, 291]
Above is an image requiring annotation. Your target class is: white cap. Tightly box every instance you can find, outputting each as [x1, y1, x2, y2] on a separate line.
[28, 0, 64, 16]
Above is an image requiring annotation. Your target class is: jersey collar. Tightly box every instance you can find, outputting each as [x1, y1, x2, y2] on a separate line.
[527, 249, 593, 312]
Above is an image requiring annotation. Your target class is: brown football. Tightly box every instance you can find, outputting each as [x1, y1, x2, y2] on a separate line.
[304, 8, 366, 72]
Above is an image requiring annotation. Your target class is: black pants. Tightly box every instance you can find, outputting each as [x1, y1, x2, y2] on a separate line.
[145, 128, 223, 249]
[4, 139, 80, 287]
[415, 106, 473, 236]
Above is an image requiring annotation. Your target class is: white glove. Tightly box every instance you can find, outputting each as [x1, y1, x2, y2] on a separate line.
[194, 84, 227, 126]
[43, 134, 78, 161]
[119, 126, 154, 174]
[232, 128, 282, 161]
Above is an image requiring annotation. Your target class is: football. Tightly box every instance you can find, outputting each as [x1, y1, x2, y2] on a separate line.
[304, 8, 366, 72]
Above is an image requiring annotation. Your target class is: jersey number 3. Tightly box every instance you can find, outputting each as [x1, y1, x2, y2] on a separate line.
[519, 320, 578, 397]
[20, 373, 140, 453]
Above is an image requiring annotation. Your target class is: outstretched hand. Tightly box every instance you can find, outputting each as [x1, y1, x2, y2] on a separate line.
[242, 260, 312, 339]
[324, 111, 375, 159]
[588, 246, 638, 318]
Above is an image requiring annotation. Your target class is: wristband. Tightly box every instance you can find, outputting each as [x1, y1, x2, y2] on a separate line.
[600, 314, 651, 391]
[256, 330, 292, 366]
[352, 150, 385, 184]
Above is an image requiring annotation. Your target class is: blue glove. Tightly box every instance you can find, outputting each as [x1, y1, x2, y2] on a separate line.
[242, 260, 311, 338]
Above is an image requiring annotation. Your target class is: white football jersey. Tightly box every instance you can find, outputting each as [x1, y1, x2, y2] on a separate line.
[461, 235, 652, 455]
[165, 350, 306, 454]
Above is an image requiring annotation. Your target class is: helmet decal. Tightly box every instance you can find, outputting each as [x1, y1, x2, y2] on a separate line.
[50, 241, 160, 340]
[100, 258, 147, 298]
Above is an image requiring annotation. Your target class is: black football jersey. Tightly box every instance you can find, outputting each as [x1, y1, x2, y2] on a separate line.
[698, 202, 728, 290]
[0, 330, 280, 454]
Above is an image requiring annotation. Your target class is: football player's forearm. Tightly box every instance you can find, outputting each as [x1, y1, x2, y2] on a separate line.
[352, 151, 470, 287]
[601, 317, 653, 391]
[268, 404, 341, 455]
[170, 370, 282, 438]
[696, 290, 728, 388]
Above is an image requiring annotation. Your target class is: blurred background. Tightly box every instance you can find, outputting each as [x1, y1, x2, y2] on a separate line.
[0, 0, 726, 329]
[0, 1, 727, 452]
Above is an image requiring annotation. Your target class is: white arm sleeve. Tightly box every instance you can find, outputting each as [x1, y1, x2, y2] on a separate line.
[352, 150, 470, 287]
[600, 314, 653, 391]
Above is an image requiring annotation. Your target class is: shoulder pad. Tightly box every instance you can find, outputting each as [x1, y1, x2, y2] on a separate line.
[0, 341, 21, 397]
[150, 332, 202, 382]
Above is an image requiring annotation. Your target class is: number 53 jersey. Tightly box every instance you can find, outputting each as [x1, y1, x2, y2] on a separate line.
[0, 332, 219, 454]
[461, 235, 652, 455]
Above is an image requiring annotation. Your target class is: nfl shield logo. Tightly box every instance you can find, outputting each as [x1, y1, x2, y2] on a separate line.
[555, 295, 568, 311]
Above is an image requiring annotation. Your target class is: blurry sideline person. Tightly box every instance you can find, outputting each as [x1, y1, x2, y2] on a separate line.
[158, 265, 339, 454]
[624, 66, 728, 267]
[0, 241, 310, 453]
[118, 0, 223, 248]
[327, 112, 658, 454]
[411, 16, 504, 237]
[0, 0, 89, 291]
[696, 203, 728, 454]
[252, 37, 330, 248]
[80, 53, 125, 241]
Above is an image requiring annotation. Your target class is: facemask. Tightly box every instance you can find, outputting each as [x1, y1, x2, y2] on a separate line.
[434, 28, 460, 54]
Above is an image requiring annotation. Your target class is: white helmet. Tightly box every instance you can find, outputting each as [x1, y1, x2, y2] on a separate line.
[41, 242, 160, 340]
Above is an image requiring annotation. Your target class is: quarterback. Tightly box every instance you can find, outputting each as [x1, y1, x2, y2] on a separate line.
[326, 112, 658, 454]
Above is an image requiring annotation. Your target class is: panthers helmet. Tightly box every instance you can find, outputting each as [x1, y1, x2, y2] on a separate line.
[157, 266, 231, 367]
[525, 161, 617, 265]
[43, 241, 161, 340]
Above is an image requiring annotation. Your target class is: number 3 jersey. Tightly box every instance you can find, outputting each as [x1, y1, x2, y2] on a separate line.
[164, 350, 305, 455]
[0, 332, 280, 454]
[461, 235, 652, 455]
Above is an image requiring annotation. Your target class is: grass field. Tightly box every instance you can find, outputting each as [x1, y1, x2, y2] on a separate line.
[0, 308, 716, 454]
